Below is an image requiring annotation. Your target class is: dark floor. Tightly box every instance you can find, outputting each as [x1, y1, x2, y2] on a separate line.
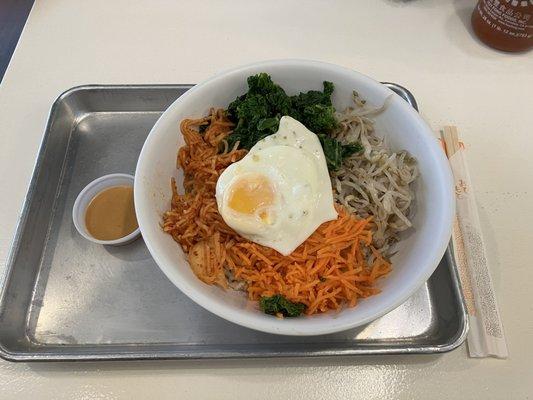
[0, 0, 34, 82]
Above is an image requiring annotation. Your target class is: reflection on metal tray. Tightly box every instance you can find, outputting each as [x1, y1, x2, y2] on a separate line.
[0, 84, 467, 361]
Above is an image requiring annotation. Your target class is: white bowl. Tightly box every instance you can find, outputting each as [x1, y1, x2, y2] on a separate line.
[73, 173, 140, 246]
[135, 60, 454, 336]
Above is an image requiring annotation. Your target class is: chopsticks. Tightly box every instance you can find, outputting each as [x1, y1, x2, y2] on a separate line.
[441, 126, 508, 359]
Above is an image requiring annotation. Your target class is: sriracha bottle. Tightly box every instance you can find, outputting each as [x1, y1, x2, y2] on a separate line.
[471, 0, 533, 52]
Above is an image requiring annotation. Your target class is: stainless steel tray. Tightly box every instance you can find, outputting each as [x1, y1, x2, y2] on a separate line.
[0, 84, 468, 361]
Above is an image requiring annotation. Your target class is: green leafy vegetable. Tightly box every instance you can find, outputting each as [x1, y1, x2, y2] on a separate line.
[226, 73, 291, 150]
[289, 80, 337, 133]
[226, 73, 361, 170]
[259, 294, 306, 317]
[198, 122, 209, 134]
[318, 135, 363, 170]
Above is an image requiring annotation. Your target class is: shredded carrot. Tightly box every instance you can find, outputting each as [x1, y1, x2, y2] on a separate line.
[162, 109, 392, 315]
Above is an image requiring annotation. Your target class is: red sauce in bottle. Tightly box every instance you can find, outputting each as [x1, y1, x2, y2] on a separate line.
[471, 0, 533, 52]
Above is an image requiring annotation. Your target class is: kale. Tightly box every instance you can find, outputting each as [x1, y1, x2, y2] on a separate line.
[301, 104, 338, 133]
[318, 134, 363, 171]
[259, 294, 306, 317]
[226, 73, 291, 149]
[198, 122, 209, 134]
[292, 80, 334, 109]
[289, 80, 336, 132]
[342, 142, 364, 158]
[225, 73, 361, 170]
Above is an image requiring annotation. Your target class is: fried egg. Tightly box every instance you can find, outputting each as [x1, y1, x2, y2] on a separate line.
[215, 116, 337, 255]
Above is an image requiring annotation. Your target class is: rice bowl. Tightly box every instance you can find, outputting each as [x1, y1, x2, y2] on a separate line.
[134, 60, 454, 335]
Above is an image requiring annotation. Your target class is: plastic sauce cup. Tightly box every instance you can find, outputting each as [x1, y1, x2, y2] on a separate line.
[72, 174, 141, 246]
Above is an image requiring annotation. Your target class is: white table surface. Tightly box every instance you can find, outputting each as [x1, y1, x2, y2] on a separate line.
[0, 0, 532, 398]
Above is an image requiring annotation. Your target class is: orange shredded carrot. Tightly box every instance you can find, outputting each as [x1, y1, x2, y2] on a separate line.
[162, 109, 392, 315]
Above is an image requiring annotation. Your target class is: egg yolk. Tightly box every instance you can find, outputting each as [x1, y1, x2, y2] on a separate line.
[228, 175, 275, 221]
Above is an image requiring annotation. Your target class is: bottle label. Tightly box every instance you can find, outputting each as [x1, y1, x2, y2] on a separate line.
[478, 0, 533, 38]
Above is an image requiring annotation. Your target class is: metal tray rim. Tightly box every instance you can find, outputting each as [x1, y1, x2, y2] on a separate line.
[0, 83, 468, 362]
